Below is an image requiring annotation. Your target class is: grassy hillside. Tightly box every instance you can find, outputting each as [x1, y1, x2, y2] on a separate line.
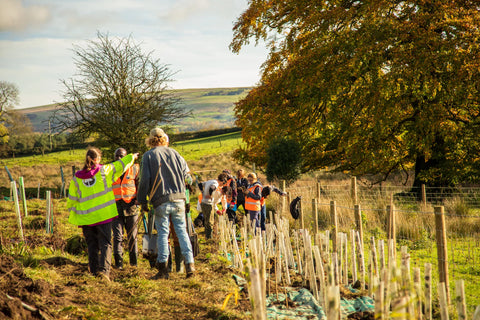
[0, 131, 246, 189]
[19, 87, 250, 133]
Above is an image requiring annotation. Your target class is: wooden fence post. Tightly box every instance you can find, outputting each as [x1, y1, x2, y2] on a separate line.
[299, 198, 305, 230]
[72, 165, 76, 178]
[354, 204, 363, 245]
[330, 201, 338, 253]
[313, 199, 318, 234]
[386, 204, 396, 260]
[351, 176, 357, 204]
[421, 184, 427, 207]
[316, 181, 321, 201]
[434, 206, 450, 304]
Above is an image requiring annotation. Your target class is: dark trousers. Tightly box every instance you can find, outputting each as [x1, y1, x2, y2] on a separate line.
[82, 221, 112, 275]
[113, 201, 139, 266]
[237, 198, 246, 213]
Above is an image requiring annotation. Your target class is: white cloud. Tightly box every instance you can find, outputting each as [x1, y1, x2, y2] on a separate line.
[0, 0, 50, 31]
[0, 0, 268, 109]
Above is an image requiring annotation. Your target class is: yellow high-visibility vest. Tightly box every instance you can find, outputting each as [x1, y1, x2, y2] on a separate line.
[67, 154, 135, 226]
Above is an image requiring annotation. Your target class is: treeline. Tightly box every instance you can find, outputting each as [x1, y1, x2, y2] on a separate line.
[0, 126, 242, 158]
[170, 127, 241, 142]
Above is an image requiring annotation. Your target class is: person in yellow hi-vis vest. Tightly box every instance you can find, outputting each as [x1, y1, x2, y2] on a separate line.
[68, 147, 139, 281]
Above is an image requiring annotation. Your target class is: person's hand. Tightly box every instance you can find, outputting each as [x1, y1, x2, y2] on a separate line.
[132, 153, 140, 160]
[141, 204, 149, 212]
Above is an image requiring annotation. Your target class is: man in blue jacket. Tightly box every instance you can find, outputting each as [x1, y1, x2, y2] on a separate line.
[137, 128, 194, 279]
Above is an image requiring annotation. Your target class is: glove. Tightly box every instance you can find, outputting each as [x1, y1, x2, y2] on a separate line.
[216, 209, 223, 215]
[231, 204, 237, 212]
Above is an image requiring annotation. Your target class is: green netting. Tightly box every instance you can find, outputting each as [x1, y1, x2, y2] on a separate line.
[266, 286, 374, 319]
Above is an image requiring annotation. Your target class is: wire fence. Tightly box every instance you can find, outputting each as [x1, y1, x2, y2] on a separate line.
[266, 181, 480, 316]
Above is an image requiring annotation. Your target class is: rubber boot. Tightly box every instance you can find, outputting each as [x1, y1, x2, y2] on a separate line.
[167, 249, 173, 272]
[185, 263, 195, 278]
[174, 246, 184, 272]
[129, 251, 137, 267]
[152, 262, 169, 280]
[114, 253, 123, 270]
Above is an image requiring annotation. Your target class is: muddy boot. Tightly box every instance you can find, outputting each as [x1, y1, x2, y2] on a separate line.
[152, 262, 169, 280]
[114, 253, 123, 270]
[167, 250, 173, 272]
[174, 246, 184, 272]
[129, 252, 137, 267]
[185, 263, 195, 278]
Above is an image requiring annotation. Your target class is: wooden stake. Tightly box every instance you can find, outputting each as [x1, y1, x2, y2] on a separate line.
[343, 233, 348, 285]
[356, 231, 365, 290]
[379, 239, 385, 272]
[386, 204, 396, 260]
[312, 198, 318, 234]
[354, 204, 363, 245]
[350, 229, 357, 283]
[421, 184, 427, 207]
[330, 201, 338, 253]
[371, 236, 378, 277]
[434, 206, 450, 303]
[299, 198, 305, 230]
[351, 176, 357, 204]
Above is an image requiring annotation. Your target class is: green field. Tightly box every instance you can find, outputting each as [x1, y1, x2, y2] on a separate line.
[19, 87, 250, 133]
[0, 131, 244, 168]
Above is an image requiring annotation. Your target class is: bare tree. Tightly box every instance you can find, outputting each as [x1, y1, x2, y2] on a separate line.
[0, 81, 20, 143]
[51, 32, 188, 152]
[0, 81, 19, 117]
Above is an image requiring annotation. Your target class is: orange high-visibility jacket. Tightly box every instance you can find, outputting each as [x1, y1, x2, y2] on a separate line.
[112, 164, 139, 203]
[245, 183, 262, 212]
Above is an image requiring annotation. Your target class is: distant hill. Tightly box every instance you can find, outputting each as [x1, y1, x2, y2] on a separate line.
[18, 87, 251, 133]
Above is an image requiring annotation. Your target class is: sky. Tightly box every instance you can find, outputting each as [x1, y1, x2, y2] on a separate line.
[0, 0, 268, 109]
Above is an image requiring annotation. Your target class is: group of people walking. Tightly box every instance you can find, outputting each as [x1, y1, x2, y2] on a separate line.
[67, 128, 194, 281]
[197, 169, 286, 239]
[66, 126, 285, 281]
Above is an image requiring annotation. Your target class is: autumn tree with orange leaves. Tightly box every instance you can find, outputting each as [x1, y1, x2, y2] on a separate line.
[231, 0, 480, 188]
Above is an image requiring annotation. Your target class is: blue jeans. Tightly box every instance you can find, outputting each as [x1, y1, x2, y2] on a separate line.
[248, 210, 260, 230]
[154, 200, 193, 264]
[260, 205, 266, 231]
